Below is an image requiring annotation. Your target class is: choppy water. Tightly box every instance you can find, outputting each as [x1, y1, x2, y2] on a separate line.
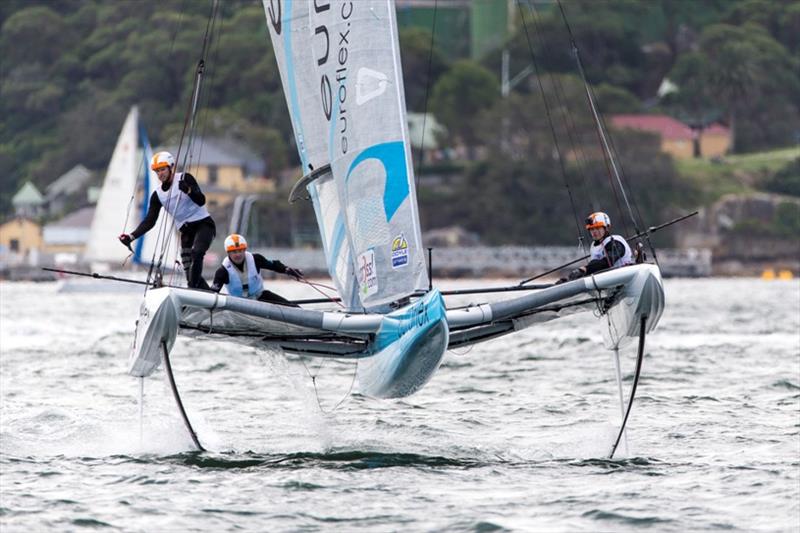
[1, 278, 798, 532]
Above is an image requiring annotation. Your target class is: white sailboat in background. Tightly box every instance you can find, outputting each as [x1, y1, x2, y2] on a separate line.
[126, 0, 664, 455]
[83, 106, 180, 272]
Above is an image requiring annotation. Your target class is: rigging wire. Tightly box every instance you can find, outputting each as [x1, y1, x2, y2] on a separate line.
[293, 275, 345, 309]
[414, 0, 438, 190]
[555, 0, 646, 247]
[516, 1, 585, 252]
[300, 357, 359, 414]
[147, 0, 221, 285]
[168, 0, 189, 56]
[524, 1, 598, 211]
[119, 152, 148, 268]
[194, 2, 225, 190]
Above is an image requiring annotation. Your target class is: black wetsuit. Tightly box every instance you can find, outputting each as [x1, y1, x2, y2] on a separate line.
[130, 173, 215, 289]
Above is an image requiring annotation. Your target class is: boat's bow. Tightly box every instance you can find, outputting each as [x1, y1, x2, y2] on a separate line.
[599, 263, 665, 349]
[128, 287, 180, 377]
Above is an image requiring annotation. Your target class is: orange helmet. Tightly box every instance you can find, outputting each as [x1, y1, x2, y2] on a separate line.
[150, 151, 175, 171]
[585, 211, 611, 229]
[224, 234, 247, 252]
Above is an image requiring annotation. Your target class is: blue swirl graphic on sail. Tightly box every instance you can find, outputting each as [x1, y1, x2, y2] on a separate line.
[345, 141, 409, 221]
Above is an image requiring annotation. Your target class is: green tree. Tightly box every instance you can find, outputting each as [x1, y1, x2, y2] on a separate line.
[399, 27, 449, 112]
[499, 2, 650, 96]
[669, 22, 800, 152]
[764, 157, 800, 196]
[430, 60, 498, 155]
[428, 82, 693, 245]
[724, 0, 800, 54]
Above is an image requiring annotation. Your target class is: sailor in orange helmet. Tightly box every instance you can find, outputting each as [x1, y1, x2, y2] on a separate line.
[210, 234, 303, 306]
[119, 151, 215, 289]
[561, 211, 633, 282]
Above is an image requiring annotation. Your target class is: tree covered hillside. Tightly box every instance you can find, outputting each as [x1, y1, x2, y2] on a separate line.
[1, 0, 798, 245]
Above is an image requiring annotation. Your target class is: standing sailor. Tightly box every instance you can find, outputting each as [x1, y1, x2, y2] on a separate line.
[563, 211, 633, 282]
[210, 234, 303, 306]
[118, 151, 215, 289]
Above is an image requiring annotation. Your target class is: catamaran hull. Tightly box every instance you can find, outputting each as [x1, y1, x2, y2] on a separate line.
[127, 287, 449, 400]
[600, 263, 665, 349]
[445, 263, 665, 350]
[357, 290, 449, 399]
[128, 288, 180, 377]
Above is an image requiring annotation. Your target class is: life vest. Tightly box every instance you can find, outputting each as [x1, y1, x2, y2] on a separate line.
[154, 172, 210, 228]
[222, 251, 263, 299]
[589, 234, 633, 268]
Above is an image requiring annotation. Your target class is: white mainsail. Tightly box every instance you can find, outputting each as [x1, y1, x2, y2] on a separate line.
[85, 106, 179, 268]
[135, 128, 179, 267]
[85, 107, 141, 263]
[264, 0, 428, 310]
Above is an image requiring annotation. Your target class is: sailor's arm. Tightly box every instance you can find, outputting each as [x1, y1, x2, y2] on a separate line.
[254, 254, 303, 278]
[254, 254, 287, 274]
[180, 173, 206, 206]
[130, 192, 162, 239]
[209, 266, 229, 292]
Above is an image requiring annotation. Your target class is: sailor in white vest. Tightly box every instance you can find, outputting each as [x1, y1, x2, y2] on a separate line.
[210, 234, 303, 306]
[119, 151, 216, 289]
[563, 211, 633, 282]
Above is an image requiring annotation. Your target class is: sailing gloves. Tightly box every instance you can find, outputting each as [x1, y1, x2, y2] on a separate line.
[178, 179, 191, 194]
[568, 267, 586, 280]
[118, 233, 133, 247]
[285, 267, 303, 280]
[557, 267, 586, 284]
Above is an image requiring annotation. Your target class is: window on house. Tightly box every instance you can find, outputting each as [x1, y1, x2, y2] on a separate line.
[10, 239, 19, 252]
[208, 165, 218, 185]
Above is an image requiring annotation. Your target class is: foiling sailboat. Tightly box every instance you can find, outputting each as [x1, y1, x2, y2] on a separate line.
[127, 0, 665, 456]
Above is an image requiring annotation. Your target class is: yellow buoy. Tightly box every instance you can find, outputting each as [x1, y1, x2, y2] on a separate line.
[761, 268, 776, 280]
[778, 270, 794, 280]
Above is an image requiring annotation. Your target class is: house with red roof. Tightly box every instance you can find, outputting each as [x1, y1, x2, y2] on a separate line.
[611, 114, 731, 159]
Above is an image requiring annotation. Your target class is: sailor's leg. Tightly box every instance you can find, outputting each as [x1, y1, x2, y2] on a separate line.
[180, 230, 194, 287]
[258, 290, 299, 307]
[188, 221, 215, 290]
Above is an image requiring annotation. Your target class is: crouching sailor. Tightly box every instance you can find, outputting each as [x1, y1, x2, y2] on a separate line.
[210, 234, 302, 306]
[118, 151, 215, 289]
[561, 211, 633, 282]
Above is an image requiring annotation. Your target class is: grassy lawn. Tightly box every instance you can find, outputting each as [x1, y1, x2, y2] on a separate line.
[675, 146, 800, 203]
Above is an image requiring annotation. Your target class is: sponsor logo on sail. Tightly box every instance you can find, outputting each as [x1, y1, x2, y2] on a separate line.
[358, 248, 378, 297]
[266, 0, 281, 34]
[356, 67, 388, 105]
[391, 233, 408, 269]
[312, 0, 353, 154]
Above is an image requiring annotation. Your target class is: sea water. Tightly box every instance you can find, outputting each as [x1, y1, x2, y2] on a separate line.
[1, 278, 798, 532]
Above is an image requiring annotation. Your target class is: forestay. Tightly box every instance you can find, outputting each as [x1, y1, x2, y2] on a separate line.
[264, 0, 428, 311]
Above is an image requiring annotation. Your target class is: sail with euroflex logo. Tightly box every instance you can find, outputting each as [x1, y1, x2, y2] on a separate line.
[264, 0, 428, 311]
